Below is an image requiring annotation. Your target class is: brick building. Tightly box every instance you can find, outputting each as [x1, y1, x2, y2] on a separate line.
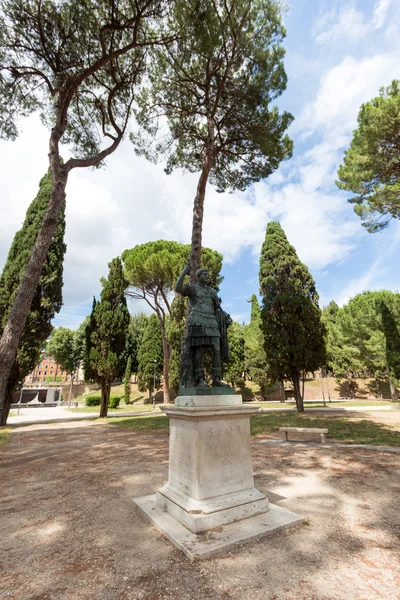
[24, 355, 70, 384]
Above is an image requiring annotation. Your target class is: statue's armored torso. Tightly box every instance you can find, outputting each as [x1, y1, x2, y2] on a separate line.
[181, 284, 220, 345]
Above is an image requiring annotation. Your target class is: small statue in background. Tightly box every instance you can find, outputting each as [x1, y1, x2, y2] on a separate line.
[175, 264, 232, 390]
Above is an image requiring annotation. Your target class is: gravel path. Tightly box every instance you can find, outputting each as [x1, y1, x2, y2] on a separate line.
[0, 421, 399, 600]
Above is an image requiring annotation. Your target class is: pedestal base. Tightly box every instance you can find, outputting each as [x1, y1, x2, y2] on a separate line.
[134, 494, 304, 560]
[133, 394, 304, 556]
[156, 485, 269, 533]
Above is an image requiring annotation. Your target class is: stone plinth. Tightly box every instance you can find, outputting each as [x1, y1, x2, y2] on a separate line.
[156, 397, 268, 533]
[134, 394, 304, 557]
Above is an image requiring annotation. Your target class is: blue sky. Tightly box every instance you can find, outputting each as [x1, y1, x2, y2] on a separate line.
[0, 0, 399, 328]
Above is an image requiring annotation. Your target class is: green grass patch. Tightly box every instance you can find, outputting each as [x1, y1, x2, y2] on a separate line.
[0, 428, 10, 447]
[108, 414, 169, 433]
[250, 412, 400, 446]
[108, 410, 400, 446]
[257, 399, 400, 409]
[67, 403, 155, 414]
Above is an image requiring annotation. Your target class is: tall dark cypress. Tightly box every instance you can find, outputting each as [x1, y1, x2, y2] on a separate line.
[259, 222, 326, 412]
[0, 171, 66, 424]
[84, 258, 130, 418]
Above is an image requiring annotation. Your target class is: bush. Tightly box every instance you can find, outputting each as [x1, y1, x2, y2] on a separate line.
[108, 396, 121, 409]
[85, 395, 101, 406]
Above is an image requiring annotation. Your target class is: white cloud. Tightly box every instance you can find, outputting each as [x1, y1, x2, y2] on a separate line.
[297, 52, 400, 137]
[371, 0, 393, 29]
[312, 3, 366, 45]
[312, 0, 393, 46]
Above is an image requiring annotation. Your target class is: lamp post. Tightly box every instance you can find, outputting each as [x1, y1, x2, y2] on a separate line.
[152, 359, 157, 411]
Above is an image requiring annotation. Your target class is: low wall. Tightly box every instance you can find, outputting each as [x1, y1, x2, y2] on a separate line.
[60, 383, 101, 400]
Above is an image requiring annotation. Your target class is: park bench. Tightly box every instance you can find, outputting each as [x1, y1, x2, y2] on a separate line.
[279, 427, 328, 444]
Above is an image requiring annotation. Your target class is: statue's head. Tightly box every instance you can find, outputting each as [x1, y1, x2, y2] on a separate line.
[195, 268, 209, 284]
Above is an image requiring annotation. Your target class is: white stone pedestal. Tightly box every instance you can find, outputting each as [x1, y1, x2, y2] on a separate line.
[134, 395, 303, 559]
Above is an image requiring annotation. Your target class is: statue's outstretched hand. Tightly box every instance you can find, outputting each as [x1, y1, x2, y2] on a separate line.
[183, 263, 191, 275]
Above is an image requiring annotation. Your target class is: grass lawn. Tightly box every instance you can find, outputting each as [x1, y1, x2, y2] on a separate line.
[109, 414, 170, 433]
[0, 428, 10, 447]
[257, 399, 400, 409]
[251, 412, 400, 446]
[110, 411, 400, 447]
[67, 403, 157, 414]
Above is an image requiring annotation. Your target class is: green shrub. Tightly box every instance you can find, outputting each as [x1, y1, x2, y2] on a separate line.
[85, 395, 101, 406]
[108, 396, 121, 409]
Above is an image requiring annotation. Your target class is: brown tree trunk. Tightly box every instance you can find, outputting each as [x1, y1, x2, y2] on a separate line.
[292, 369, 304, 412]
[279, 380, 285, 403]
[386, 364, 397, 401]
[0, 161, 68, 425]
[189, 116, 214, 280]
[99, 383, 110, 418]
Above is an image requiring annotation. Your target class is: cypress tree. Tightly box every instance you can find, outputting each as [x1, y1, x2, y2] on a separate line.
[259, 222, 326, 412]
[0, 171, 66, 424]
[244, 295, 270, 400]
[137, 314, 163, 401]
[381, 301, 400, 400]
[84, 257, 130, 418]
[225, 322, 245, 388]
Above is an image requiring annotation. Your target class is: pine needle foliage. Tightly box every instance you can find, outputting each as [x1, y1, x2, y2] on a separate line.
[133, 0, 293, 273]
[259, 222, 326, 412]
[337, 80, 400, 232]
[381, 302, 400, 383]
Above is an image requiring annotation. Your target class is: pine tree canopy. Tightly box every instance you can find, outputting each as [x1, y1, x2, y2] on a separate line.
[123, 240, 223, 304]
[381, 301, 400, 381]
[133, 0, 293, 192]
[47, 327, 81, 375]
[0, 171, 66, 391]
[336, 80, 400, 232]
[322, 291, 400, 392]
[259, 222, 326, 387]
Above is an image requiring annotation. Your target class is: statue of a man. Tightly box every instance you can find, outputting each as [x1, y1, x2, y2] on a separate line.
[175, 264, 231, 388]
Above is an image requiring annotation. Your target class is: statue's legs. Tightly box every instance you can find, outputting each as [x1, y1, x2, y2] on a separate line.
[210, 340, 222, 383]
[193, 346, 207, 386]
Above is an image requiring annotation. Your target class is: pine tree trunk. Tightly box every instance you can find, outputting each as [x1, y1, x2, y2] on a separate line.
[386, 364, 397, 401]
[189, 117, 214, 279]
[100, 383, 110, 418]
[0, 382, 14, 426]
[279, 380, 285, 403]
[292, 370, 304, 412]
[0, 162, 68, 425]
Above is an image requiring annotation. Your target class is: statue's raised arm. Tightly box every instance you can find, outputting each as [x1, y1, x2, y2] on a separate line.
[175, 264, 191, 294]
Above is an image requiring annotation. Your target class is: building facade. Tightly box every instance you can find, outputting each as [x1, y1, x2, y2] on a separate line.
[24, 355, 70, 384]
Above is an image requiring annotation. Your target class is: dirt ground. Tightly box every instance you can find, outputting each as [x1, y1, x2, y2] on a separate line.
[1, 421, 399, 600]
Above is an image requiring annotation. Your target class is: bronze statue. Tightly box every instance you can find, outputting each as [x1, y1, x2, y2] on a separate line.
[175, 264, 232, 391]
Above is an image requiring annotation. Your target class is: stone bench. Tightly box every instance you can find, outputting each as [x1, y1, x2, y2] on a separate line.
[279, 427, 328, 444]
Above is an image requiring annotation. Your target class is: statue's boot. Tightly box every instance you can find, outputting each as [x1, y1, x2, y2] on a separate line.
[211, 370, 231, 388]
[197, 377, 209, 388]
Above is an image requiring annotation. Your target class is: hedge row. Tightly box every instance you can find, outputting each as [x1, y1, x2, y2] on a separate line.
[85, 395, 121, 409]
